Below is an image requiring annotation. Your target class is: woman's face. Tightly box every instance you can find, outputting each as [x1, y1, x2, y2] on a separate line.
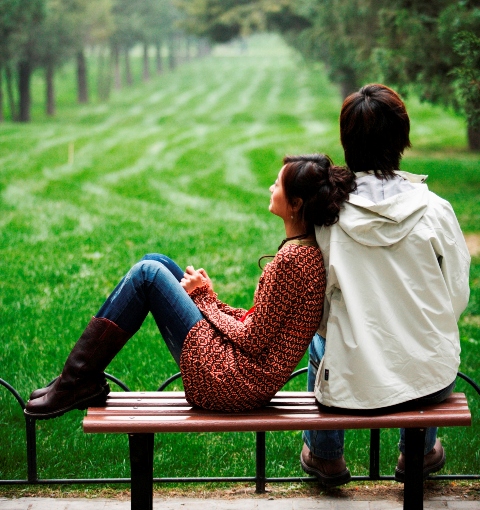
[269, 166, 291, 221]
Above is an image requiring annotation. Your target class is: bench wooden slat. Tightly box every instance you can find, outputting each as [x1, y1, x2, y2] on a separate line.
[83, 392, 471, 433]
[97, 392, 470, 407]
[86, 405, 323, 415]
[106, 391, 312, 399]
[93, 392, 470, 410]
[103, 397, 318, 406]
[85, 402, 470, 418]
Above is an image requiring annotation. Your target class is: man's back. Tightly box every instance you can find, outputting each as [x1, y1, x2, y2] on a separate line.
[314, 172, 470, 409]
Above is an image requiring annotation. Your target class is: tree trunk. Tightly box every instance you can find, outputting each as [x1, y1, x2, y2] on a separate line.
[143, 43, 150, 81]
[77, 50, 88, 104]
[18, 60, 31, 122]
[0, 65, 4, 122]
[197, 39, 210, 58]
[168, 35, 176, 71]
[5, 64, 16, 120]
[185, 36, 192, 61]
[155, 41, 162, 74]
[46, 62, 55, 116]
[124, 48, 133, 86]
[97, 46, 111, 101]
[339, 68, 358, 100]
[468, 123, 480, 152]
[113, 44, 121, 89]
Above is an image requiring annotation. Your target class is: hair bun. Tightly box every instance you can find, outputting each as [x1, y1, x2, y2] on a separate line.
[281, 154, 356, 227]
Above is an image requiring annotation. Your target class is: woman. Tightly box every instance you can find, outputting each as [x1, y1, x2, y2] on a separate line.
[25, 154, 355, 419]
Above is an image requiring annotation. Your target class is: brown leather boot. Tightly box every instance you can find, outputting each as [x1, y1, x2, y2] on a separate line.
[395, 438, 445, 482]
[300, 444, 351, 487]
[25, 317, 131, 420]
[29, 376, 110, 401]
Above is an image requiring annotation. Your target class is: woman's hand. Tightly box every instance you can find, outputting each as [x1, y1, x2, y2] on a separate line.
[198, 268, 215, 296]
[180, 266, 214, 295]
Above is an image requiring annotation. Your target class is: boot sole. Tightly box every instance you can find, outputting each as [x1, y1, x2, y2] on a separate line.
[300, 452, 352, 488]
[24, 388, 108, 420]
[29, 381, 110, 401]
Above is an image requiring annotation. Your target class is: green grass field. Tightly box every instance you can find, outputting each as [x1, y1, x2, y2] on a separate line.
[1, 34, 479, 487]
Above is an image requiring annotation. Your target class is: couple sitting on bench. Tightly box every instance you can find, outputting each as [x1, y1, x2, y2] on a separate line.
[25, 84, 471, 488]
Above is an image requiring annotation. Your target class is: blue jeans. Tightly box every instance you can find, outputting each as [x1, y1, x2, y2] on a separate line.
[96, 254, 203, 365]
[303, 334, 452, 458]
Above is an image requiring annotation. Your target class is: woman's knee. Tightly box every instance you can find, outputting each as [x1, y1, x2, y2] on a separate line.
[141, 253, 168, 263]
[140, 254, 183, 281]
[130, 259, 167, 285]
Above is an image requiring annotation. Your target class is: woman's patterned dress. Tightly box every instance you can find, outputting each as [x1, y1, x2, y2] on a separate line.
[180, 243, 325, 411]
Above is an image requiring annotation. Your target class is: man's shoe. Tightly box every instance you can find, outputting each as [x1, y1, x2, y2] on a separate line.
[395, 438, 446, 482]
[300, 444, 351, 487]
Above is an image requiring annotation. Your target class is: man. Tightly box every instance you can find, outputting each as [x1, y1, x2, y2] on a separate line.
[301, 83, 471, 487]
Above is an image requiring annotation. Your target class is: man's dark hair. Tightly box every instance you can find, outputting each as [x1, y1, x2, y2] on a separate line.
[340, 84, 411, 178]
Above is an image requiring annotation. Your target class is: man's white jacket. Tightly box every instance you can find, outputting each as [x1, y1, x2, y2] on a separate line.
[314, 171, 470, 409]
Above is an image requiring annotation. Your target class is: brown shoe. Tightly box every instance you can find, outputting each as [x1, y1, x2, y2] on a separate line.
[395, 438, 446, 482]
[300, 444, 351, 487]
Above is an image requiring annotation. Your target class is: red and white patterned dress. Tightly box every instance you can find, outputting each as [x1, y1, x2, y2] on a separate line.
[180, 242, 326, 412]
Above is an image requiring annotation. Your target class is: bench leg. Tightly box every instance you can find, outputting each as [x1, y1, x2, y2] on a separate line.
[255, 431, 266, 493]
[403, 427, 426, 510]
[369, 429, 380, 479]
[129, 433, 154, 510]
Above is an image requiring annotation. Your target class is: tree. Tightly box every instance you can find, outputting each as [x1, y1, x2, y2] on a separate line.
[12, 0, 45, 121]
[284, 0, 381, 98]
[176, 0, 243, 42]
[111, 0, 141, 88]
[453, 31, 480, 151]
[72, 0, 113, 103]
[36, 0, 80, 116]
[176, 0, 308, 43]
[0, 0, 45, 121]
[135, 0, 182, 81]
[376, 0, 480, 150]
[0, 0, 24, 120]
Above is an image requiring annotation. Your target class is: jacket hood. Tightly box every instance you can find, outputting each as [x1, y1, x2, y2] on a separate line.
[339, 183, 430, 247]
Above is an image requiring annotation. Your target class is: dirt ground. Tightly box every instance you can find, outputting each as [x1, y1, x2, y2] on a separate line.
[148, 482, 480, 502]
[1, 481, 479, 502]
[465, 234, 480, 257]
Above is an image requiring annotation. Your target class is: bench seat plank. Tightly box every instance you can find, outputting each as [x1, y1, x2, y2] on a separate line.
[84, 392, 470, 434]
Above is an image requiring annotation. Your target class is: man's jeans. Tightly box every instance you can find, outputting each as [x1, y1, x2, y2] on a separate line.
[303, 334, 452, 459]
[96, 254, 203, 365]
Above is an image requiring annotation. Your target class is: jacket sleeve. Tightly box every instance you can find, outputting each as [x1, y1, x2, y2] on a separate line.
[212, 299, 248, 320]
[190, 249, 318, 357]
[433, 199, 471, 320]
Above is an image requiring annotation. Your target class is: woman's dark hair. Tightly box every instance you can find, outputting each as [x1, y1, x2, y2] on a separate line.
[282, 154, 356, 229]
[340, 83, 411, 178]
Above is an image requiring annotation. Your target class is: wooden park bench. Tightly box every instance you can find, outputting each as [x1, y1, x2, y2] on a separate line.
[83, 391, 471, 510]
